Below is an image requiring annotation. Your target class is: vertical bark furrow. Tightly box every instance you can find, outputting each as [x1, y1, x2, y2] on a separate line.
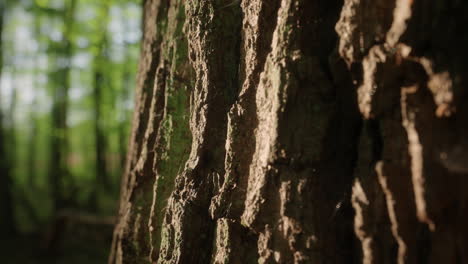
[376, 160, 420, 264]
[241, 0, 360, 262]
[209, 0, 281, 262]
[209, 0, 280, 222]
[158, 1, 242, 263]
[126, 0, 167, 174]
[110, 1, 170, 263]
[351, 121, 396, 264]
[210, 0, 279, 263]
[148, 1, 192, 262]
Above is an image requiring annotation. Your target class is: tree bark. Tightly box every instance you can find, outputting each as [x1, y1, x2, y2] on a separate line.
[110, 0, 468, 263]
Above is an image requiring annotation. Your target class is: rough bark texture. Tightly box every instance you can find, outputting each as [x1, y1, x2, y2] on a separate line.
[110, 0, 468, 263]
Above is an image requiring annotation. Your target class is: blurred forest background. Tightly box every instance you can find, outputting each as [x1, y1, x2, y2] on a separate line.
[0, 0, 141, 262]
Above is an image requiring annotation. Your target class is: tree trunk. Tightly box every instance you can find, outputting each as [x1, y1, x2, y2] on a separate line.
[110, 0, 468, 263]
[92, 1, 112, 203]
[28, 11, 42, 188]
[49, 0, 77, 212]
[0, 0, 17, 238]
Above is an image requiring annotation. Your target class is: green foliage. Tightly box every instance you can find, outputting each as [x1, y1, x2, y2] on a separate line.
[0, 0, 141, 262]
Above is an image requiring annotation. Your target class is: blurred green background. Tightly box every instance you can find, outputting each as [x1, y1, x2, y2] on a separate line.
[0, 0, 141, 262]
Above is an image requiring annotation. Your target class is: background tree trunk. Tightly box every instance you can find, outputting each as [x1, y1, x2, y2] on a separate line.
[110, 0, 468, 263]
[91, 0, 112, 208]
[49, 0, 77, 213]
[0, 0, 17, 238]
[27, 10, 42, 188]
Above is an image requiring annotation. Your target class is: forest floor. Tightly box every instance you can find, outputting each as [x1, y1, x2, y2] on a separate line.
[1, 224, 113, 264]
